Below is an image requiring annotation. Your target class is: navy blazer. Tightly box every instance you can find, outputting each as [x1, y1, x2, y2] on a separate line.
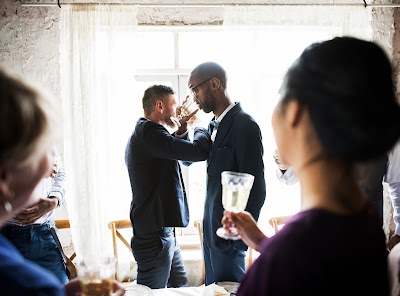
[125, 118, 211, 235]
[204, 103, 266, 251]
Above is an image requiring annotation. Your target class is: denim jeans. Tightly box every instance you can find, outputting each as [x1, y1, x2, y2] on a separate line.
[0, 222, 68, 284]
[131, 227, 188, 289]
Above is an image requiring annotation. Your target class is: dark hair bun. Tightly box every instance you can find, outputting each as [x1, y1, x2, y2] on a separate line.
[282, 37, 400, 161]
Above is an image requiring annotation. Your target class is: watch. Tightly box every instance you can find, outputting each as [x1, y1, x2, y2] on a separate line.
[48, 195, 61, 208]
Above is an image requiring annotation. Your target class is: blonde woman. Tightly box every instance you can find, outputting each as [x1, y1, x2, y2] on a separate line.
[0, 67, 124, 295]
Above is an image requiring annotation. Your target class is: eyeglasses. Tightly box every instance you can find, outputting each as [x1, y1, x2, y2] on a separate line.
[190, 78, 212, 96]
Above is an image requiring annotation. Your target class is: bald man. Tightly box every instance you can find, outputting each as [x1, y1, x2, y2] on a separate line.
[188, 62, 266, 285]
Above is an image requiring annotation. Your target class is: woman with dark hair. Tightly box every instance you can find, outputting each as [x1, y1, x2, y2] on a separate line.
[222, 37, 400, 295]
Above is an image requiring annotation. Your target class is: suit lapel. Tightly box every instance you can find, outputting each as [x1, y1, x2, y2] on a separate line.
[208, 103, 242, 166]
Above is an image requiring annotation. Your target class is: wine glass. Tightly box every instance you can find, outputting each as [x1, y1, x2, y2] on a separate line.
[170, 94, 200, 128]
[77, 256, 116, 296]
[180, 94, 200, 117]
[216, 171, 255, 240]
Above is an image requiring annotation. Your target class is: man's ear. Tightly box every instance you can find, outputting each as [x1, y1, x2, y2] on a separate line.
[210, 77, 220, 90]
[155, 100, 163, 113]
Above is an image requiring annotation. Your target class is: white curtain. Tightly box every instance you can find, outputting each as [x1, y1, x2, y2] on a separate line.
[222, 4, 372, 229]
[60, 4, 138, 259]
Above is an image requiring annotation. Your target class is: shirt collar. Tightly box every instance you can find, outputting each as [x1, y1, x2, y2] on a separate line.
[215, 102, 236, 123]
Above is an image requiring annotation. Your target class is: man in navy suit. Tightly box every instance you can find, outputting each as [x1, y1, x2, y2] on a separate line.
[125, 85, 211, 289]
[188, 62, 266, 285]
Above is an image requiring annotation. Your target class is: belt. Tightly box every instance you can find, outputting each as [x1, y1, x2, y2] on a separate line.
[133, 226, 174, 237]
[1, 221, 54, 235]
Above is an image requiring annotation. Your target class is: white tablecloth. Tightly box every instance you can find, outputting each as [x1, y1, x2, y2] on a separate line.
[125, 283, 237, 296]
[152, 286, 207, 296]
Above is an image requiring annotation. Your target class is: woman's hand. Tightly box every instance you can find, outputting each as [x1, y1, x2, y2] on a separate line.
[222, 210, 267, 252]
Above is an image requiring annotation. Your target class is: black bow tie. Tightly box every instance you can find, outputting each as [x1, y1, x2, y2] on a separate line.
[210, 120, 220, 129]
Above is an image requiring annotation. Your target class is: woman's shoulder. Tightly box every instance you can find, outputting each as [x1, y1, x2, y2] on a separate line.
[0, 235, 64, 296]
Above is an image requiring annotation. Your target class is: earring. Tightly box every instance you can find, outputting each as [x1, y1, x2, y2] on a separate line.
[0, 188, 14, 214]
[2, 201, 12, 213]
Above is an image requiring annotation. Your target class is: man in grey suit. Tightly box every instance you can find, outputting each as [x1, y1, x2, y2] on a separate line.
[188, 62, 266, 285]
[125, 85, 211, 289]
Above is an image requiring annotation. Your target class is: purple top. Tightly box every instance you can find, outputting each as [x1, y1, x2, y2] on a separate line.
[237, 207, 389, 295]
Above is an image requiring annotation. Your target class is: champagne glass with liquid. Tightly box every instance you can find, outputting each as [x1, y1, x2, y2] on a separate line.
[216, 171, 255, 240]
[78, 256, 116, 296]
[170, 94, 200, 128]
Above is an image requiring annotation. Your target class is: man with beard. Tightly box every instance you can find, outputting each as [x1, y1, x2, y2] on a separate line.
[188, 62, 266, 285]
[125, 84, 211, 289]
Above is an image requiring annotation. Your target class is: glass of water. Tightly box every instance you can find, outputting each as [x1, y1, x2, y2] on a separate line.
[216, 171, 255, 240]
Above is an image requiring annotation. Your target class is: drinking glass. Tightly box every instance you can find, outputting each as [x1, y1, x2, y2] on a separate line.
[77, 256, 116, 296]
[180, 94, 200, 117]
[170, 94, 200, 128]
[216, 171, 255, 240]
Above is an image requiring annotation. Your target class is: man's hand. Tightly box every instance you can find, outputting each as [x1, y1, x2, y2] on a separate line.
[175, 109, 199, 135]
[14, 198, 58, 225]
[49, 162, 58, 178]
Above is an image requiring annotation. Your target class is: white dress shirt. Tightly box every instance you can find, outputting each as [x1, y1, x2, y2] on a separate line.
[211, 102, 236, 142]
[8, 146, 66, 225]
[384, 141, 400, 235]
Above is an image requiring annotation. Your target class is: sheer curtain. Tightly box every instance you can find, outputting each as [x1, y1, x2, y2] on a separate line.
[223, 5, 372, 230]
[59, 4, 138, 258]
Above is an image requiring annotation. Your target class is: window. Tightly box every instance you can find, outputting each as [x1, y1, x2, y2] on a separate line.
[104, 26, 333, 235]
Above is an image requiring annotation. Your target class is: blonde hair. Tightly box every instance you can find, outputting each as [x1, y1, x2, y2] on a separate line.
[0, 67, 56, 167]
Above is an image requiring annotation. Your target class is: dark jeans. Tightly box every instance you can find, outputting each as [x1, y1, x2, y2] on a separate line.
[1, 222, 68, 284]
[203, 239, 246, 285]
[131, 227, 188, 289]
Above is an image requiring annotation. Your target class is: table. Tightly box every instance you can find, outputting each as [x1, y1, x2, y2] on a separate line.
[152, 286, 207, 296]
[124, 283, 237, 296]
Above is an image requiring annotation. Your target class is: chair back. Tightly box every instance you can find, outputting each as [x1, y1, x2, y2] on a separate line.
[54, 219, 77, 278]
[108, 219, 133, 281]
[193, 220, 205, 284]
[54, 219, 76, 262]
[268, 215, 292, 234]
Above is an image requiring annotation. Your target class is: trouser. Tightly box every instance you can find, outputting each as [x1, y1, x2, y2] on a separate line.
[0, 222, 68, 284]
[203, 239, 246, 285]
[131, 227, 188, 289]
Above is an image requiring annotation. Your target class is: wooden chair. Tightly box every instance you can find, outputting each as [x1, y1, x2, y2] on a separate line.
[107, 219, 133, 281]
[54, 219, 76, 262]
[54, 219, 77, 277]
[193, 219, 254, 281]
[193, 220, 205, 284]
[268, 215, 292, 234]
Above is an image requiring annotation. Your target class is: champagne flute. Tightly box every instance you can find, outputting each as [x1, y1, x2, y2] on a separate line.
[216, 171, 255, 240]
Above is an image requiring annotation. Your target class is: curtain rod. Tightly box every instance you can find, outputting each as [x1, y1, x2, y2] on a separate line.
[19, 3, 400, 8]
